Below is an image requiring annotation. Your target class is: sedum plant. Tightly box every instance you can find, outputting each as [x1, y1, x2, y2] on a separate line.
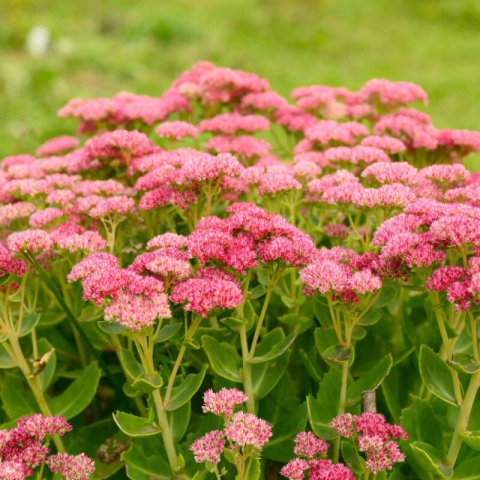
[1, 61, 480, 479]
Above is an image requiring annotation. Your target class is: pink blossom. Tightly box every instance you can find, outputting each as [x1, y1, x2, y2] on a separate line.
[0, 461, 30, 480]
[426, 266, 467, 291]
[199, 113, 270, 135]
[359, 78, 428, 108]
[88, 196, 135, 218]
[361, 161, 418, 185]
[190, 430, 225, 464]
[323, 223, 350, 239]
[156, 121, 198, 140]
[170, 268, 243, 317]
[224, 412, 272, 450]
[202, 388, 249, 416]
[0, 202, 36, 227]
[242, 91, 288, 111]
[305, 120, 369, 147]
[0, 246, 27, 278]
[360, 135, 407, 154]
[325, 146, 390, 166]
[280, 458, 310, 480]
[420, 164, 470, 188]
[55, 231, 107, 253]
[36, 135, 79, 156]
[147, 233, 188, 251]
[182, 153, 243, 183]
[206, 135, 271, 159]
[85, 130, 154, 164]
[294, 432, 328, 458]
[7, 230, 53, 255]
[308, 459, 355, 480]
[46, 453, 95, 480]
[29, 207, 64, 228]
[258, 172, 302, 196]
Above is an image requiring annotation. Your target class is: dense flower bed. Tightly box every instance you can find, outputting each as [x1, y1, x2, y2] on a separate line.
[1, 61, 480, 479]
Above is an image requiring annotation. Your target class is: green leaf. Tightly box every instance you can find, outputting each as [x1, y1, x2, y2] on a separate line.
[155, 322, 182, 343]
[450, 355, 480, 375]
[167, 401, 191, 442]
[119, 347, 144, 380]
[419, 345, 457, 406]
[347, 354, 393, 406]
[113, 411, 161, 437]
[453, 456, 480, 479]
[400, 396, 445, 455]
[131, 372, 163, 394]
[278, 313, 313, 333]
[245, 458, 261, 480]
[165, 365, 207, 411]
[322, 344, 352, 363]
[252, 351, 290, 399]
[18, 313, 40, 337]
[0, 344, 16, 369]
[263, 403, 307, 462]
[250, 328, 296, 364]
[307, 370, 343, 440]
[220, 316, 248, 329]
[97, 321, 128, 335]
[123, 440, 171, 479]
[1, 373, 37, 419]
[409, 441, 453, 478]
[50, 362, 101, 419]
[460, 431, 480, 450]
[249, 285, 266, 299]
[201, 335, 242, 382]
[341, 441, 365, 474]
[358, 309, 382, 326]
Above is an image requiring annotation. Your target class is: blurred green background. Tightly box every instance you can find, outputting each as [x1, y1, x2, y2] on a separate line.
[1, 0, 480, 159]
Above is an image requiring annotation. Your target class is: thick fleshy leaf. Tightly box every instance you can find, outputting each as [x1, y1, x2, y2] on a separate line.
[123, 440, 171, 479]
[453, 456, 480, 479]
[460, 431, 480, 451]
[155, 322, 182, 343]
[409, 441, 453, 478]
[119, 347, 144, 380]
[419, 345, 457, 406]
[50, 361, 101, 419]
[201, 335, 242, 382]
[250, 328, 296, 364]
[0, 345, 15, 369]
[97, 321, 128, 335]
[113, 411, 161, 437]
[165, 365, 207, 411]
[1, 373, 37, 419]
[252, 351, 290, 399]
[347, 354, 393, 406]
[167, 401, 191, 442]
[18, 313, 41, 337]
[131, 372, 163, 394]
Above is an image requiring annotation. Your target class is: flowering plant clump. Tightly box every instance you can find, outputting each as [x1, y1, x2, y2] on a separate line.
[1, 61, 480, 479]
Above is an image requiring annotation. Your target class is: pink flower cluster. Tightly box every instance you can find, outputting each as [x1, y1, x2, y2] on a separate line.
[281, 432, 353, 480]
[190, 389, 272, 466]
[330, 412, 407, 473]
[0, 415, 93, 480]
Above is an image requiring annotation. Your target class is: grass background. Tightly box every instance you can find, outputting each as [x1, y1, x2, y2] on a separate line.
[1, 0, 480, 164]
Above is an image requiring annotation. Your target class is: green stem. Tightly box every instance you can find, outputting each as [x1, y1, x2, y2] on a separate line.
[7, 331, 65, 452]
[445, 371, 480, 467]
[164, 316, 202, 407]
[137, 334, 178, 475]
[240, 324, 255, 413]
[428, 291, 462, 405]
[248, 276, 277, 359]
